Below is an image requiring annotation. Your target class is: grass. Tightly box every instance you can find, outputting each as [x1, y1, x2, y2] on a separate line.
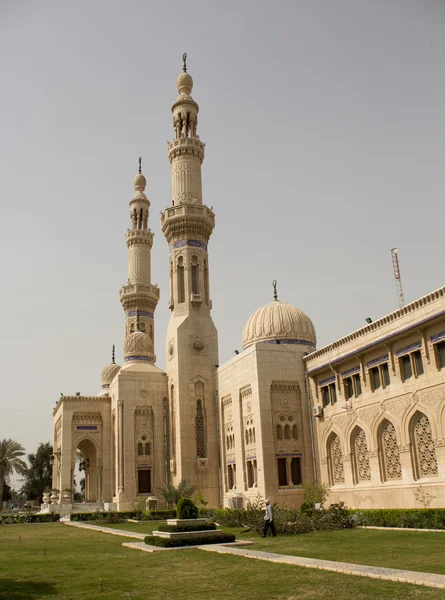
[99, 520, 445, 575]
[1, 523, 445, 599]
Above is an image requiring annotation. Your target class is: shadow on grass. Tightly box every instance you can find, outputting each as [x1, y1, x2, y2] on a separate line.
[0, 580, 57, 599]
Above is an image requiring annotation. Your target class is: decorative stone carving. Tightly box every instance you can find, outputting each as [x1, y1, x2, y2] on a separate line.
[358, 404, 380, 427]
[381, 421, 402, 480]
[383, 394, 411, 422]
[330, 434, 344, 484]
[419, 385, 445, 413]
[354, 428, 371, 482]
[140, 389, 149, 400]
[413, 413, 438, 477]
[281, 397, 290, 408]
[191, 336, 205, 352]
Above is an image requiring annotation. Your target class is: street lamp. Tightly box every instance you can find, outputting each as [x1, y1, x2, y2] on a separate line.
[50, 448, 61, 467]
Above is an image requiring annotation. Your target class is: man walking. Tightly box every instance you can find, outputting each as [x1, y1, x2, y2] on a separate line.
[262, 499, 277, 537]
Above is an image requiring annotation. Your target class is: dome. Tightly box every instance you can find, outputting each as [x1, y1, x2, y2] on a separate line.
[242, 300, 316, 350]
[176, 71, 193, 95]
[133, 173, 146, 192]
[101, 363, 121, 388]
[124, 330, 153, 362]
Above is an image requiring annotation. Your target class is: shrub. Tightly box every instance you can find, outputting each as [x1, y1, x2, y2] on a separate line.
[144, 532, 235, 548]
[0, 513, 59, 525]
[157, 522, 216, 533]
[176, 497, 198, 520]
[199, 508, 246, 527]
[70, 510, 138, 522]
[351, 508, 445, 530]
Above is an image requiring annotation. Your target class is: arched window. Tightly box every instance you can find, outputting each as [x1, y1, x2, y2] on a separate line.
[284, 424, 291, 440]
[196, 399, 205, 458]
[353, 427, 371, 483]
[191, 256, 199, 294]
[204, 259, 209, 304]
[145, 443, 150, 456]
[170, 260, 174, 302]
[411, 412, 438, 478]
[249, 429, 253, 444]
[379, 420, 401, 481]
[245, 430, 249, 446]
[253, 427, 256, 443]
[130, 322, 135, 333]
[328, 433, 344, 485]
[137, 443, 143, 456]
[177, 256, 185, 303]
[140, 321, 146, 332]
[292, 425, 298, 440]
[276, 424, 283, 440]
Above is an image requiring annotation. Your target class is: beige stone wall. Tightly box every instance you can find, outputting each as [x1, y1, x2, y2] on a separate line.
[306, 287, 445, 509]
[218, 342, 315, 508]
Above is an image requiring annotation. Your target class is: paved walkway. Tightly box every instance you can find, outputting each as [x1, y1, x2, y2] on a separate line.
[65, 521, 445, 590]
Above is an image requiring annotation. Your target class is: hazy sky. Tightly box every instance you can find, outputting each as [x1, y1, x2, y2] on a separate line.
[1, 1, 445, 469]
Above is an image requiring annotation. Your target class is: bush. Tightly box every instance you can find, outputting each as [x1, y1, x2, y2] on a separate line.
[157, 522, 216, 533]
[176, 497, 198, 520]
[141, 509, 177, 521]
[199, 508, 246, 527]
[144, 532, 235, 548]
[351, 509, 445, 530]
[70, 510, 137, 522]
[0, 513, 59, 525]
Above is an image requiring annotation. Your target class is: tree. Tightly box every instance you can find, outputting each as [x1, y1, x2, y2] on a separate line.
[160, 480, 197, 507]
[0, 439, 27, 511]
[21, 442, 53, 503]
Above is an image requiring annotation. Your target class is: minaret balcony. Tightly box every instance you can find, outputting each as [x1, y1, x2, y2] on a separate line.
[168, 137, 205, 163]
[161, 204, 215, 245]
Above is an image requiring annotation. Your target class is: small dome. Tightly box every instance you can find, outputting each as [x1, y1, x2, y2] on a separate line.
[242, 300, 316, 350]
[124, 330, 153, 362]
[133, 173, 146, 192]
[101, 363, 121, 388]
[176, 71, 193, 95]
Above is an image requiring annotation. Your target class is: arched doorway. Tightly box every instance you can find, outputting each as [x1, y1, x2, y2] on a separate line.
[77, 439, 99, 503]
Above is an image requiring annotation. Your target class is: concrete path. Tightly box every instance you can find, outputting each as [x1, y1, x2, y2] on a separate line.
[358, 525, 445, 533]
[199, 544, 445, 590]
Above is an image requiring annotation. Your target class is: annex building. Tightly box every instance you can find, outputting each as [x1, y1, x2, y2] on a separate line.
[50, 60, 445, 513]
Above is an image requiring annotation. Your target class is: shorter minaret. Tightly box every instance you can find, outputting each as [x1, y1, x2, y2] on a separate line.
[120, 161, 160, 361]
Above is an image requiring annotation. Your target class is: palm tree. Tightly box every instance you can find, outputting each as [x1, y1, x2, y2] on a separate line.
[160, 480, 197, 507]
[0, 439, 27, 511]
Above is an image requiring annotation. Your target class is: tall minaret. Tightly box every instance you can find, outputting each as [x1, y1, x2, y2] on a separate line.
[120, 161, 160, 360]
[161, 55, 220, 506]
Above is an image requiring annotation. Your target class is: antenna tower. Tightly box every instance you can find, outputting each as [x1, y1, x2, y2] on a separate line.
[391, 248, 405, 308]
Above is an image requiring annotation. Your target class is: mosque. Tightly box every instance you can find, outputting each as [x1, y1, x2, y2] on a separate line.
[50, 58, 445, 512]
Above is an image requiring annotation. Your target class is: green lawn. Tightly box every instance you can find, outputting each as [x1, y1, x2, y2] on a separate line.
[100, 520, 445, 575]
[1, 523, 444, 599]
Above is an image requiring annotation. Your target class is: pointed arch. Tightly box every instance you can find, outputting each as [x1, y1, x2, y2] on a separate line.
[191, 255, 199, 294]
[177, 256, 185, 303]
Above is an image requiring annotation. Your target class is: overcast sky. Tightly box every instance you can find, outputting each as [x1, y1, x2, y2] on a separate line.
[1, 1, 444, 469]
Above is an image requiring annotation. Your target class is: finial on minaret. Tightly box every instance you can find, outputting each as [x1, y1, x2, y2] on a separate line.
[138, 157, 142, 174]
[136, 309, 140, 331]
[273, 280, 278, 301]
[182, 52, 187, 73]
[112, 344, 115, 364]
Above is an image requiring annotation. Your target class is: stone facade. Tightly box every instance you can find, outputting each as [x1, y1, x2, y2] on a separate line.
[51, 59, 445, 512]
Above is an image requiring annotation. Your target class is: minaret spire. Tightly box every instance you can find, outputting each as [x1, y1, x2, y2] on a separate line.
[120, 164, 159, 361]
[273, 280, 278, 301]
[182, 52, 187, 73]
[112, 344, 115, 364]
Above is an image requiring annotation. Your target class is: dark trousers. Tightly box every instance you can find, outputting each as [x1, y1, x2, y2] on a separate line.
[262, 519, 276, 537]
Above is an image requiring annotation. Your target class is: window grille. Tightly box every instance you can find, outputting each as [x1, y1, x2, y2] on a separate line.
[413, 413, 438, 478]
[437, 341, 445, 369]
[354, 428, 371, 482]
[145, 443, 150, 456]
[227, 464, 234, 489]
[401, 355, 412, 381]
[247, 461, 254, 487]
[204, 260, 209, 304]
[381, 421, 402, 480]
[277, 457, 287, 486]
[284, 424, 291, 440]
[196, 399, 205, 458]
[330, 383, 337, 404]
[177, 257, 185, 303]
[276, 424, 283, 440]
[329, 434, 344, 484]
[291, 458, 302, 485]
[353, 374, 362, 396]
[137, 443, 143, 456]
[292, 425, 298, 440]
[381, 363, 390, 387]
[370, 367, 380, 390]
[413, 350, 424, 376]
[191, 261, 199, 294]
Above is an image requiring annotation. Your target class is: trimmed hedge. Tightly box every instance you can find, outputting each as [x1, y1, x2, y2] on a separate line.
[352, 509, 445, 529]
[144, 532, 235, 548]
[0, 513, 60, 525]
[157, 522, 216, 533]
[142, 509, 177, 521]
[176, 498, 198, 520]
